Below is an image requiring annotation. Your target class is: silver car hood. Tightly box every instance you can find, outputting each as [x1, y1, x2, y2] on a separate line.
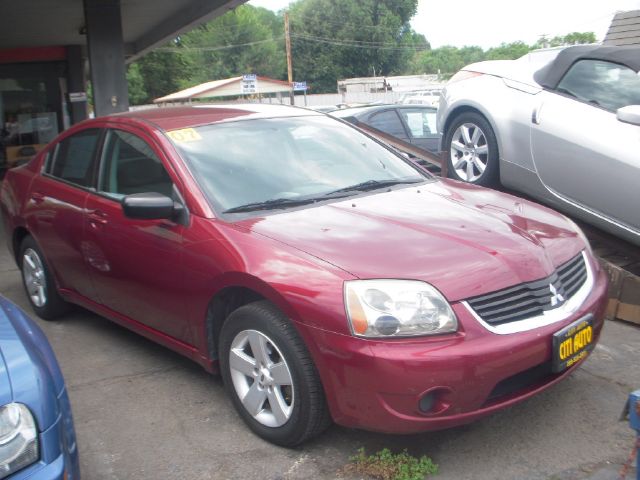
[463, 59, 542, 89]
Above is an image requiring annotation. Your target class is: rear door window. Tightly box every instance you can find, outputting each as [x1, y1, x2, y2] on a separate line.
[49, 128, 100, 187]
[398, 108, 438, 138]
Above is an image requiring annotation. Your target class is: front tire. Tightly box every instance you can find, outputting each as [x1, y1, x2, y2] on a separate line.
[219, 301, 330, 447]
[19, 236, 69, 320]
[445, 112, 499, 187]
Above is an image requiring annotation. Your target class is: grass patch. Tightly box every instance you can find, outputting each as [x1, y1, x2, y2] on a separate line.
[343, 447, 438, 480]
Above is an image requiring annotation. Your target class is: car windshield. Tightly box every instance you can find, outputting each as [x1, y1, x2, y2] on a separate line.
[173, 115, 427, 214]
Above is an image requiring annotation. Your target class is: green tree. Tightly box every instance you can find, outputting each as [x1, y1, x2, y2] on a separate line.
[288, 0, 424, 92]
[129, 5, 286, 103]
[485, 41, 531, 60]
[179, 5, 286, 86]
[134, 48, 194, 102]
[126, 63, 148, 105]
[533, 31, 596, 49]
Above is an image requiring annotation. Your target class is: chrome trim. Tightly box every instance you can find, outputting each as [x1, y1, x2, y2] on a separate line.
[543, 185, 640, 237]
[463, 251, 594, 335]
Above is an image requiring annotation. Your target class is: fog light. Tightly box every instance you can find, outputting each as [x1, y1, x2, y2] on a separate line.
[418, 392, 436, 413]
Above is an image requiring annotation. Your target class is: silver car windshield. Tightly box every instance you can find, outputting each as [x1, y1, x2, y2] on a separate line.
[173, 116, 427, 213]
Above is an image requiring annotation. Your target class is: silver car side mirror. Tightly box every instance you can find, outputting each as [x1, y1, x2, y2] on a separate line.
[616, 105, 640, 126]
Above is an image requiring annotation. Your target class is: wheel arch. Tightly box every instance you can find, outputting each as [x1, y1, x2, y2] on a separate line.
[12, 226, 31, 265]
[203, 274, 305, 363]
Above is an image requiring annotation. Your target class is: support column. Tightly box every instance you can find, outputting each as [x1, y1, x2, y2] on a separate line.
[66, 46, 88, 124]
[83, 0, 129, 116]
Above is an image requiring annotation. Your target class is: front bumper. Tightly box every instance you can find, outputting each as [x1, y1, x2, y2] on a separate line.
[299, 267, 609, 434]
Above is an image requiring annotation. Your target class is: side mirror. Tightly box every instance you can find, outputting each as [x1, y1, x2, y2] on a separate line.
[616, 105, 640, 126]
[121, 192, 175, 220]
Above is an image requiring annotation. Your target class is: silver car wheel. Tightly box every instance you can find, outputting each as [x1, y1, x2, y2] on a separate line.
[22, 248, 47, 307]
[229, 329, 294, 428]
[450, 123, 489, 182]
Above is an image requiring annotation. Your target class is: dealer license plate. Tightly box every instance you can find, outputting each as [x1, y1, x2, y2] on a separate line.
[552, 315, 595, 373]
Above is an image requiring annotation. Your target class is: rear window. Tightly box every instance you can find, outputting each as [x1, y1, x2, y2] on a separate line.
[49, 129, 100, 187]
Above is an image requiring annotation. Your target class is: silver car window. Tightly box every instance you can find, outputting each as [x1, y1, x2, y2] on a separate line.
[556, 59, 640, 112]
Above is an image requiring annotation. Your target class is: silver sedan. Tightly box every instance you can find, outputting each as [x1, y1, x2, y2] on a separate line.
[437, 45, 640, 246]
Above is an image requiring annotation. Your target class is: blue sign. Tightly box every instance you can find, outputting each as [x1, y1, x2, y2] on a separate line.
[293, 81, 308, 91]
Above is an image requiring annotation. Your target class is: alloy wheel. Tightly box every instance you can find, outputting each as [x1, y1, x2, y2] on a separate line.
[22, 248, 47, 307]
[228, 329, 294, 428]
[450, 122, 490, 182]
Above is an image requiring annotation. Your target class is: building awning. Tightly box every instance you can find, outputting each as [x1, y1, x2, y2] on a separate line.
[154, 76, 291, 103]
[0, 0, 246, 63]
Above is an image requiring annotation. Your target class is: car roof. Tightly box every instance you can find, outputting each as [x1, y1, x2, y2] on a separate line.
[112, 104, 320, 131]
[533, 45, 640, 89]
[331, 103, 436, 119]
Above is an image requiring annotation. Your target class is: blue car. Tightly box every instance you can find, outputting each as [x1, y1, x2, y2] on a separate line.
[0, 296, 79, 479]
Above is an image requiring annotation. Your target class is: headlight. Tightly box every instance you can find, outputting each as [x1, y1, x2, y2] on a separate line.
[0, 403, 39, 479]
[344, 280, 458, 338]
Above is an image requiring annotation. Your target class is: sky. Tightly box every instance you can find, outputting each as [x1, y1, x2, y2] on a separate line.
[248, 0, 640, 49]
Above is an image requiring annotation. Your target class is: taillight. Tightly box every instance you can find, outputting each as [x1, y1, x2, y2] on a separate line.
[447, 70, 484, 84]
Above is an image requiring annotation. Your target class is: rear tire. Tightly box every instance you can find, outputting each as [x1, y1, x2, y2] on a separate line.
[445, 112, 499, 187]
[19, 236, 70, 320]
[219, 301, 331, 447]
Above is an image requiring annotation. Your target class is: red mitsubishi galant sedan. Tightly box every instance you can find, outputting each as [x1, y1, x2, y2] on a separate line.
[1, 105, 608, 446]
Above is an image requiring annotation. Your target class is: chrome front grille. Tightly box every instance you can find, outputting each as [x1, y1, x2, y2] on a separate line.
[466, 252, 588, 326]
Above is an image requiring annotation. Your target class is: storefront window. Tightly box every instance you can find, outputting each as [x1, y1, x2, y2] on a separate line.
[0, 62, 66, 173]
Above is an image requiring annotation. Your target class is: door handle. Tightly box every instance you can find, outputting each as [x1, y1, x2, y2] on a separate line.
[88, 209, 108, 225]
[31, 192, 45, 204]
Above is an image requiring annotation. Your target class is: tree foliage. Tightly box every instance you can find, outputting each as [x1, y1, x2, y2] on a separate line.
[125, 1, 598, 102]
[288, 0, 426, 92]
[129, 5, 285, 104]
[533, 31, 597, 49]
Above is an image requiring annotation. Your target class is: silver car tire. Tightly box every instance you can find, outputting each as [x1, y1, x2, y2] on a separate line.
[445, 112, 499, 187]
[219, 301, 331, 447]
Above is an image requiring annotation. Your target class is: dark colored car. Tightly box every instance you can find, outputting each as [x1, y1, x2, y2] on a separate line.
[0, 296, 79, 479]
[0, 105, 608, 446]
[332, 104, 441, 154]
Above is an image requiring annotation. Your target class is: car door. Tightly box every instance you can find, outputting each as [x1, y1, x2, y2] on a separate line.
[531, 59, 640, 230]
[83, 126, 192, 343]
[26, 128, 102, 299]
[397, 107, 440, 153]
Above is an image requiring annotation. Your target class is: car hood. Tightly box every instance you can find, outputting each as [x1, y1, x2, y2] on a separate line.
[464, 59, 542, 87]
[239, 179, 585, 302]
[0, 297, 63, 431]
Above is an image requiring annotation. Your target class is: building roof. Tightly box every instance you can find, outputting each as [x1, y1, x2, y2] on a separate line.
[604, 10, 640, 46]
[154, 76, 292, 103]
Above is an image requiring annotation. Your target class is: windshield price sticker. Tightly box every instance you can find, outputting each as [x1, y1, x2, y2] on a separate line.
[167, 128, 202, 143]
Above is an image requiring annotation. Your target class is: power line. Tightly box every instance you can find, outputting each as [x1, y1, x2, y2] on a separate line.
[291, 34, 428, 51]
[154, 37, 284, 53]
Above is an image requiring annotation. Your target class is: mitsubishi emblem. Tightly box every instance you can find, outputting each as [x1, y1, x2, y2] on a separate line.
[549, 283, 565, 307]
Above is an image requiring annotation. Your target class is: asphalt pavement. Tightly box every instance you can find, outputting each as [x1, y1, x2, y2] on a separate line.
[0, 241, 638, 480]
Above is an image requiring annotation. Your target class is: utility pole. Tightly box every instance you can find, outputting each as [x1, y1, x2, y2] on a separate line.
[284, 11, 294, 105]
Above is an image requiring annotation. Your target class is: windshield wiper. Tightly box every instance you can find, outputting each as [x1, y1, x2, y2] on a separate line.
[325, 178, 423, 195]
[223, 197, 319, 214]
